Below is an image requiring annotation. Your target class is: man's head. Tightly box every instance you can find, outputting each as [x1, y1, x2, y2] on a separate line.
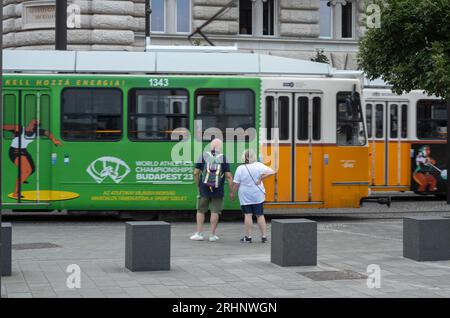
[210, 138, 223, 153]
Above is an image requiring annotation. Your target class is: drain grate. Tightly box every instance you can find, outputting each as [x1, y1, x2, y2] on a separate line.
[13, 242, 61, 250]
[298, 270, 367, 281]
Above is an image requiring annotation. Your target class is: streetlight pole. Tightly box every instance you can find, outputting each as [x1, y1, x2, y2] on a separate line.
[447, 99, 450, 204]
[55, 0, 67, 50]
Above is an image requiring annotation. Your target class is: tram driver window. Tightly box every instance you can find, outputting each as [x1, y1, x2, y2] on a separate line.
[195, 89, 254, 141]
[61, 88, 122, 141]
[128, 89, 188, 141]
[336, 92, 365, 146]
[417, 99, 447, 140]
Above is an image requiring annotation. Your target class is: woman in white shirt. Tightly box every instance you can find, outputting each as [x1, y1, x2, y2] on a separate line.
[231, 149, 275, 243]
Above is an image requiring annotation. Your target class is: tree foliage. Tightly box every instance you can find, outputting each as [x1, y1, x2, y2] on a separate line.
[311, 49, 330, 64]
[358, 0, 450, 100]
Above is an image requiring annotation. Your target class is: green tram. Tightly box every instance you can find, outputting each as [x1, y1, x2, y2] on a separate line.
[1, 48, 368, 213]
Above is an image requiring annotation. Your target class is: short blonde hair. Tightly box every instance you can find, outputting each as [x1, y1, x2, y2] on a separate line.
[242, 149, 257, 164]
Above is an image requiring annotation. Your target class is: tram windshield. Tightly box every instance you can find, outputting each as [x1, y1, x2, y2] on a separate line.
[336, 91, 366, 146]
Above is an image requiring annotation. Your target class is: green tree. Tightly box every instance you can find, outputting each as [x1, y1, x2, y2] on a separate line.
[311, 49, 330, 64]
[358, 0, 450, 101]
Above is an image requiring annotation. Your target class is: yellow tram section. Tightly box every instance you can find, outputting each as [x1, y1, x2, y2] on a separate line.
[369, 141, 411, 191]
[262, 144, 369, 208]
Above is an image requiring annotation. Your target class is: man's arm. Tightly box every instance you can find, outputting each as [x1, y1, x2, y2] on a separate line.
[225, 171, 233, 192]
[194, 168, 201, 190]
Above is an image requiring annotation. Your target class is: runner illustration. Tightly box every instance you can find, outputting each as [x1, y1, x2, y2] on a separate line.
[412, 145, 445, 192]
[3, 119, 62, 199]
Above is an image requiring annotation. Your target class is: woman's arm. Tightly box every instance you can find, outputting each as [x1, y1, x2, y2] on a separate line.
[256, 165, 276, 185]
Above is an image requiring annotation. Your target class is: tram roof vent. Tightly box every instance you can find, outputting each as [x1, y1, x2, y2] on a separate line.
[3, 49, 333, 76]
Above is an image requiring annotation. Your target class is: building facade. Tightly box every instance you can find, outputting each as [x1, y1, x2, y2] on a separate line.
[3, 0, 370, 69]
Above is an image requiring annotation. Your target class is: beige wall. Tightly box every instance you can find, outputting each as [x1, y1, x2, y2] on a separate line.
[2, 0, 368, 69]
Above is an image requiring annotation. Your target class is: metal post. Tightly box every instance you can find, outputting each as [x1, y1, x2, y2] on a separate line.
[55, 0, 67, 50]
[145, 0, 152, 51]
[447, 99, 450, 204]
[0, 0, 3, 296]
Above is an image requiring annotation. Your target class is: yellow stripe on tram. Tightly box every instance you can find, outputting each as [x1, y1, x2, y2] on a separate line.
[8, 190, 80, 201]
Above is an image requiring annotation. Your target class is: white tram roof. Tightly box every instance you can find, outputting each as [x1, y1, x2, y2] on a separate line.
[3, 46, 334, 76]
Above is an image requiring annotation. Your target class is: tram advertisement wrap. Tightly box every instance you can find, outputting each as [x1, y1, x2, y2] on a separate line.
[411, 144, 447, 194]
[87, 157, 195, 203]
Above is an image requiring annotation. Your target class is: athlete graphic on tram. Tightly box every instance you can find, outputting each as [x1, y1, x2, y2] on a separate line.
[412, 145, 447, 193]
[2, 119, 63, 199]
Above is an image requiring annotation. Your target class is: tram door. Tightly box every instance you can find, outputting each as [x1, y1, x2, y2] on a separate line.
[263, 92, 323, 203]
[366, 101, 408, 188]
[2, 90, 52, 204]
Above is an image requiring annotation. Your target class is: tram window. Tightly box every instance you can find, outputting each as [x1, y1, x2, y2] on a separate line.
[3, 94, 16, 139]
[297, 97, 308, 141]
[336, 92, 365, 146]
[366, 104, 372, 138]
[61, 88, 122, 141]
[417, 99, 447, 139]
[195, 89, 254, 141]
[375, 104, 383, 138]
[265, 96, 274, 140]
[401, 104, 407, 138]
[313, 97, 321, 141]
[390, 104, 398, 139]
[278, 96, 290, 141]
[129, 89, 188, 141]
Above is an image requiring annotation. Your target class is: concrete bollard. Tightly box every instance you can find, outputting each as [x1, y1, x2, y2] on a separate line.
[403, 217, 450, 261]
[1, 223, 12, 276]
[271, 219, 317, 266]
[125, 221, 170, 271]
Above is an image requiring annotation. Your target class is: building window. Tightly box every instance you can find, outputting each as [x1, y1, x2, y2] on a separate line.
[61, 88, 122, 141]
[341, 0, 353, 38]
[151, 0, 165, 32]
[262, 0, 275, 36]
[128, 89, 188, 141]
[176, 0, 191, 33]
[239, 0, 276, 36]
[195, 89, 254, 141]
[320, 0, 332, 38]
[239, 0, 253, 35]
[320, 0, 356, 39]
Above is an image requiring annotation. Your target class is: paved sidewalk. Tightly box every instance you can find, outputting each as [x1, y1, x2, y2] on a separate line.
[2, 217, 450, 298]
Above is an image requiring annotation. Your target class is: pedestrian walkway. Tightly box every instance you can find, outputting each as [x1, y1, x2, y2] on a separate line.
[2, 217, 450, 298]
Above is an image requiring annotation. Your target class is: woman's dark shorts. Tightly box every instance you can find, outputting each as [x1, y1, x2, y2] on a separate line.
[241, 203, 264, 216]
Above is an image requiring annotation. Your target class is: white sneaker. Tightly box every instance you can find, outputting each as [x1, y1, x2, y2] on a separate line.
[190, 232, 204, 241]
[209, 235, 220, 242]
